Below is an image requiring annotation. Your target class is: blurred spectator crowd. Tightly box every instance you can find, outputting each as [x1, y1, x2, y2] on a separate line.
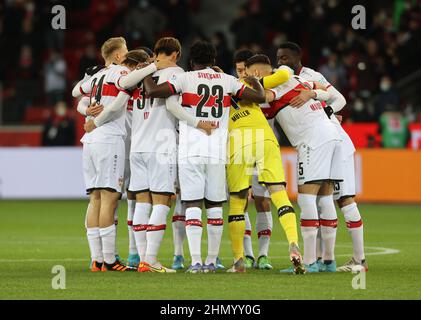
[0, 0, 420, 147]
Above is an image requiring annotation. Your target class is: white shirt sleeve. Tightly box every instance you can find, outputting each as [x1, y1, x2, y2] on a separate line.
[325, 85, 346, 112]
[227, 75, 245, 96]
[118, 63, 157, 90]
[72, 73, 91, 98]
[76, 96, 90, 116]
[93, 92, 130, 127]
[165, 95, 200, 128]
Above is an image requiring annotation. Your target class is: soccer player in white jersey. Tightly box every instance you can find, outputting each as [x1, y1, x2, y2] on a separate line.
[72, 37, 135, 272]
[276, 42, 367, 272]
[144, 40, 266, 273]
[247, 54, 343, 273]
[233, 49, 274, 270]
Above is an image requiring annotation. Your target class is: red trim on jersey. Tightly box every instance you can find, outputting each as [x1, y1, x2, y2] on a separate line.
[92, 83, 130, 97]
[147, 224, 167, 232]
[300, 219, 320, 227]
[257, 229, 272, 238]
[133, 224, 148, 232]
[346, 220, 363, 229]
[79, 86, 86, 95]
[172, 215, 186, 222]
[207, 218, 224, 226]
[181, 93, 231, 107]
[167, 81, 176, 94]
[264, 83, 307, 119]
[326, 84, 332, 89]
[320, 219, 338, 228]
[244, 230, 252, 236]
[236, 84, 246, 99]
[186, 219, 202, 227]
[127, 220, 133, 226]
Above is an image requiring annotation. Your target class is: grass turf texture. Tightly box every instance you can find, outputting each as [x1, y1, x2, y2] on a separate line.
[0, 200, 420, 300]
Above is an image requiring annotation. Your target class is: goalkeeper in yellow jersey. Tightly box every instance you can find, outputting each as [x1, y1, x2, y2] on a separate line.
[226, 54, 304, 274]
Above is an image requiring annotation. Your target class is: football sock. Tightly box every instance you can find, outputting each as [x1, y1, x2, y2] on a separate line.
[256, 211, 272, 257]
[298, 193, 319, 265]
[99, 224, 116, 264]
[316, 227, 322, 260]
[228, 196, 247, 261]
[243, 211, 254, 258]
[185, 207, 203, 265]
[133, 202, 152, 261]
[87, 227, 103, 263]
[127, 199, 137, 255]
[114, 202, 119, 256]
[341, 202, 365, 262]
[318, 195, 338, 262]
[172, 195, 186, 256]
[145, 204, 170, 265]
[271, 190, 298, 244]
[205, 207, 224, 265]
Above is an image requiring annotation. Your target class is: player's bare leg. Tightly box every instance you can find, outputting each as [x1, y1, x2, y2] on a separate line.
[203, 200, 224, 273]
[86, 190, 102, 271]
[184, 200, 205, 273]
[336, 196, 367, 272]
[133, 191, 152, 262]
[126, 191, 139, 267]
[254, 195, 273, 269]
[317, 182, 338, 272]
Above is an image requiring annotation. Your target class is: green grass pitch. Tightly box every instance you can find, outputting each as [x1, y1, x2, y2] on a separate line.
[0, 200, 420, 300]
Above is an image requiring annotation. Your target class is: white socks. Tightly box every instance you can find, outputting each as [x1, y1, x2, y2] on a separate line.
[172, 195, 186, 256]
[243, 211, 254, 258]
[205, 207, 223, 265]
[87, 227, 103, 263]
[133, 202, 152, 261]
[298, 193, 319, 265]
[127, 199, 137, 255]
[342, 202, 365, 262]
[145, 204, 170, 265]
[99, 224, 116, 264]
[256, 211, 272, 258]
[318, 195, 338, 262]
[185, 207, 203, 265]
[114, 202, 119, 256]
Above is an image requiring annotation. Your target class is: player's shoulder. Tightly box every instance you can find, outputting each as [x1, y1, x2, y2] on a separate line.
[300, 66, 327, 82]
[158, 66, 185, 77]
[108, 64, 130, 77]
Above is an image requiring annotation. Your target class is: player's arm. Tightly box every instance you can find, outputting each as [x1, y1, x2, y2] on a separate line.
[84, 92, 130, 132]
[165, 95, 217, 135]
[288, 81, 331, 108]
[238, 76, 266, 103]
[261, 68, 291, 89]
[325, 84, 346, 113]
[77, 96, 104, 117]
[143, 75, 175, 98]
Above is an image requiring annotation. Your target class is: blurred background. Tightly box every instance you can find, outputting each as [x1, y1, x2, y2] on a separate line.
[0, 0, 420, 201]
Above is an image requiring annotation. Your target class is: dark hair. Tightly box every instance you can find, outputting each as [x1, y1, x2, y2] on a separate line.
[136, 46, 154, 58]
[189, 40, 216, 65]
[245, 54, 271, 68]
[154, 37, 181, 57]
[122, 49, 149, 68]
[234, 49, 254, 64]
[278, 42, 301, 54]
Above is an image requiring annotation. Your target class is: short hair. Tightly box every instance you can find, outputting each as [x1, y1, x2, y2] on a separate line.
[278, 42, 301, 55]
[234, 49, 254, 64]
[189, 40, 216, 65]
[101, 37, 126, 60]
[245, 54, 271, 68]
[154, 37, 181, 57]
[121, 49, 149, 68]
[136, 46, 154, 58]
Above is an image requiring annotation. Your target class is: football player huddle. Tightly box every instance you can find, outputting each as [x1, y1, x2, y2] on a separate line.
[72, 36, 367, 274]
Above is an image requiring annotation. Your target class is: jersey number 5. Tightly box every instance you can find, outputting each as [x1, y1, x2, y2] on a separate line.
[196, 84, 224, 118]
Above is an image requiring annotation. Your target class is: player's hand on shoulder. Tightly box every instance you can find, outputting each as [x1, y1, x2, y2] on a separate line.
[84, 119, 96, 133]
[197, 120, 218, 135]
[86, 102, 104, 117]
[244, 75, 260, 85]
[155, 59, 177, 70]
[289, 88, 315, 108]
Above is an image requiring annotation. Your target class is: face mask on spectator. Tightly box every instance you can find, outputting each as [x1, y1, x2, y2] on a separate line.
[380, 80, 391, 92]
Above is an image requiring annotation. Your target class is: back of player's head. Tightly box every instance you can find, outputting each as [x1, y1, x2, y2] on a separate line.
[136, 46, 154, 58]
[189, 40, 216, 66]
[278, 42, 301, 55]
[234, 49, 254, 64]
[122, 49, 149, 68]
[245, 54, 272, 68]
[101, 37, 127, 60]
[154, 37, 181, 58]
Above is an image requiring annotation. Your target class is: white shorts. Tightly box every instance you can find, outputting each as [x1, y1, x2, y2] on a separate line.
[83, 140, 125, 193]
[333, 152, 356, 200]
[179, 156, 227, 203]
[251, 171, 270, 198]
[123, 158, 130, 192]
[129, 152, 176, 194]
[297, 140, 342, 185]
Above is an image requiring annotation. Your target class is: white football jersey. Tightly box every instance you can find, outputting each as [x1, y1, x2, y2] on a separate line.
[168, 68, 245, 160]
[80, 64, 131, 144]
[298, 66, 355, 155]
[130, 66, 183, 154]
[270, 66, 340, 149]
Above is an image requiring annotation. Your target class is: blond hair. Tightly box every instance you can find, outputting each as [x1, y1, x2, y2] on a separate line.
[101, 37, 126, 61]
